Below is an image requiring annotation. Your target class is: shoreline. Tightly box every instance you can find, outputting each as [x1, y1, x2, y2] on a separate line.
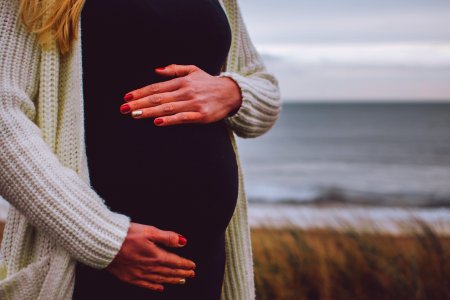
[248, 202, 450, 235]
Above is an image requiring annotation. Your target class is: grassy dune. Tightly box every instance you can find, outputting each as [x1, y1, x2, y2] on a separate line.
[1, 221, 449, 299]
[252, 221, 450, 300]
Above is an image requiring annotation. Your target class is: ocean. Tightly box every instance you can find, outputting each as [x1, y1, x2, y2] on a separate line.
[236, 102, 450, 207]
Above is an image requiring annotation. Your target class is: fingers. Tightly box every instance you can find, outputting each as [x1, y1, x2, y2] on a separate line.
[157, 248, 197, 270]
[126, 99, 199, 120]
[146, 265, 195, 279]
[124, 77, 184, 102]
[123, 64, 199, 101]
[138, 244, 196, 271]
[142, 225, 196, 269]
[154, 64, 199, 78]
[128, 90, 186, 109]
[154, 112, 204, 126]
[141, 273, 190, 285]
[146, 226, 188, 247]
[131, 279, 165, 292]
[132, 105, 205, 125]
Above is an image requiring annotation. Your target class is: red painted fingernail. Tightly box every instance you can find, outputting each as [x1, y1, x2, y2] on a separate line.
[120, 104, 131, 114]
[178, 234, 187, 246]
[155, 67, 166, 71]
[154, 118, 164, 125]
[158, 287, 164, 292]
[124, 93, 133, 102]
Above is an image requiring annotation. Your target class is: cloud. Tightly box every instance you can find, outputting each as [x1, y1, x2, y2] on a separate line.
[238, 0, 450, 101]
[239, 0, 450, 43]
[245, 11, 450, 44]
[264, 59, 450, 102]
[257, 42, 450, 68]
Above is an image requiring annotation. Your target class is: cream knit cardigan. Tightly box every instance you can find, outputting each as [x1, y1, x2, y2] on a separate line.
[0, 0, 281, 299]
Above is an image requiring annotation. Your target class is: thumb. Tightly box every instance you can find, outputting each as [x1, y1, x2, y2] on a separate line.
[147, 226, 188, 247]
[154, 64, 199, 77]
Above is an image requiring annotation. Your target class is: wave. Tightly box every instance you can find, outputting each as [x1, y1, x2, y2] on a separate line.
[247, 186, 450, 208]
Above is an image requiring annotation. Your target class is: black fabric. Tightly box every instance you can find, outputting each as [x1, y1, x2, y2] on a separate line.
[73, 0, 238, 299]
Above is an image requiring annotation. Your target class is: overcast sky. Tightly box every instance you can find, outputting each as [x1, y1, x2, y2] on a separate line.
[237, 0, 450, 102]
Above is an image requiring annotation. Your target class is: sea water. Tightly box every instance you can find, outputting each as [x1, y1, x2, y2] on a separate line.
[236, 102, 450, 207]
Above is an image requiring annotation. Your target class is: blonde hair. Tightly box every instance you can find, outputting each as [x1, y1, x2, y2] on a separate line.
[19, 0, 85, 55]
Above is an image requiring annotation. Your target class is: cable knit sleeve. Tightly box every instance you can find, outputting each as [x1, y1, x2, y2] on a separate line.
[218, 0, 282, 138]
[0, 0, 130, 269]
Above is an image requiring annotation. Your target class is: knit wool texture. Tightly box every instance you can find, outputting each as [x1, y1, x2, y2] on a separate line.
[0, 0, 281, 299]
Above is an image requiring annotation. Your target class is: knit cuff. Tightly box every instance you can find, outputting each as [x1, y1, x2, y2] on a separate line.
[90, 211, 131, 269]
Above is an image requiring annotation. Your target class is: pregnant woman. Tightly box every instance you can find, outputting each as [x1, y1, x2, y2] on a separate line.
[74, 0, 240, 299]
[0, 0, 280, 299]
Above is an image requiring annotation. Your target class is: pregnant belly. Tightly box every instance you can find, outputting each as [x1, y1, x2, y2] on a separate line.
[86, 118, 239, 239]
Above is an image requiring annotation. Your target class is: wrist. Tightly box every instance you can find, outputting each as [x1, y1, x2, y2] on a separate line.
[219, 76, 243, 117]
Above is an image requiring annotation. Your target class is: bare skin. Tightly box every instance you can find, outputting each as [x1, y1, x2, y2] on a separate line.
[119, 64, 243, 125]
[106, 223, 197, 292]
[109, 64, 242, 292]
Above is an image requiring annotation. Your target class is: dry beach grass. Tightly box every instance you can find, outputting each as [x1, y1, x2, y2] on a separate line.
[0, 221, 449, 300]
[252, 220, 450, 300]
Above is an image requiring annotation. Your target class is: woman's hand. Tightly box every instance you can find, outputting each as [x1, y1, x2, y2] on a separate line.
[119, 64, 243, 126]
[105, 222, 196, 293]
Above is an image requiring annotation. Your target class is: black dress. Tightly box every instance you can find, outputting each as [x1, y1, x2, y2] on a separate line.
[73, 0, 238, 299]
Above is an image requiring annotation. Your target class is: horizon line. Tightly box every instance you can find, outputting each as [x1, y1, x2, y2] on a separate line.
[281, 99, 450, 104]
